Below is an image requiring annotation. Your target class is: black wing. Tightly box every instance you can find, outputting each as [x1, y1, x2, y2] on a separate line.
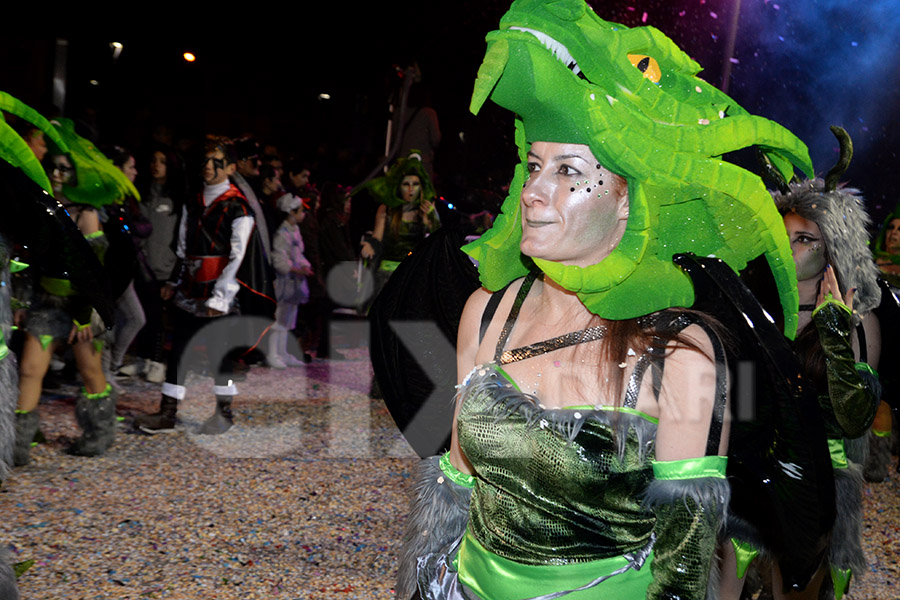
[675, 253, 835, 592]
[369, 226, 481, 458]
[1, 160, 114, 327]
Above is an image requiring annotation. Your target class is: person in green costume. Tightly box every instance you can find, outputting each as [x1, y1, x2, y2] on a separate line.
[396, 1, 816, 599]
[359, 151, 440, 297]
[873, 205, 900, 288]
[12, 114, 134, 464]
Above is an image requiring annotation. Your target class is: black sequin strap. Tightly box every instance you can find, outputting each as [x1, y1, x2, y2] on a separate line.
[498, 325, 608, 365]
[492, 272, 609, 364]
[623, 312, 728, 456]
[493, 271, 538, 362]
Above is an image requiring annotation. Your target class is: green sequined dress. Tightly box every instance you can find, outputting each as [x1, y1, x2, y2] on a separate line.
[438, 274, 729, 600]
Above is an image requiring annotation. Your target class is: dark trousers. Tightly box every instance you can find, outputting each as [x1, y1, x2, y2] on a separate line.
[165, 308, 238, 387]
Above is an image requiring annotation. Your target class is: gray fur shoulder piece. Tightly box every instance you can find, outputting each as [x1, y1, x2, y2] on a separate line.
[396, 455, 472, 600]
[642, 476, 731, 524]
[772, 179, 881, 317]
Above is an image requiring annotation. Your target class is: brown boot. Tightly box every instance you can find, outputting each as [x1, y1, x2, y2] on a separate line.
[133, 395, 178, 434]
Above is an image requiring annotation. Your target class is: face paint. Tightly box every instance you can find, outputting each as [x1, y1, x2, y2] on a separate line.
[400, 175, 422, 203]
[783, 213, 827, 282]
[520, 141, 629, 268]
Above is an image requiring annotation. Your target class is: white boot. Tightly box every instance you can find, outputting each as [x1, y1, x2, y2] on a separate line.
[267, 328, 286, 369]
[282, 330, 306, 367]
[144, 360, 166, 384]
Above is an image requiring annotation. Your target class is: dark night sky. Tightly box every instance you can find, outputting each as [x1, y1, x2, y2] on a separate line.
[4, 0, 900, 220]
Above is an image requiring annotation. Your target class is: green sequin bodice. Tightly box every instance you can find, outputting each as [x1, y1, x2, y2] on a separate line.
[457, 365, 657, 566]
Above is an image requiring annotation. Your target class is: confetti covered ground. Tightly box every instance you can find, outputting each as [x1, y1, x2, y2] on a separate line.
[3, 344, 899, 599]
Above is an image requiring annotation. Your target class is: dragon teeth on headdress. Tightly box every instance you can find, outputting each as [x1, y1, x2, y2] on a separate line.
[509, 27, 581, 75]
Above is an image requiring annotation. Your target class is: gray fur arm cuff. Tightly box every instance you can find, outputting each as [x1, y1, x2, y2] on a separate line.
[396, 455, 472, 600]
[643, 477, 730, 600]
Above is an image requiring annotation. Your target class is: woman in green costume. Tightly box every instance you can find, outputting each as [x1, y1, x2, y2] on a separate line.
[873, 205, 900, 288]
[13, 117, 135, 464]
[359, 151, 440, 295]
[396, 1, 819, 598]
[14, 149, 113, 464]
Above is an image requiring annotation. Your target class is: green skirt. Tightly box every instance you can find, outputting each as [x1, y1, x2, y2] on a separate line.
[455, 530, 653, 599]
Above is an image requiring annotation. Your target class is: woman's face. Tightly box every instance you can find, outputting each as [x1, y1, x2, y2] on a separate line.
[519, 141, 629, 267]
[27, 131, 48, 161]
[784, 212, 827, 282]
[885, 218, 900, 254]
[149, 151, 167, 181]
[400, 175, 422, 203]
[49, 155, 73, 190]
[121, 156, 137, 183]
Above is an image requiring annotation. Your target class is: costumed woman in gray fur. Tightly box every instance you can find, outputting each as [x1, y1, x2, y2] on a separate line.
[12, 114, 134, 465]
[721, 128, 882, 600]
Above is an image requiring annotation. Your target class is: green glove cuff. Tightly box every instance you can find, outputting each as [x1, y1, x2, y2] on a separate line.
[652, 455, 727, 480]
[440, 451, 475, 488]
[811, 296, 852, 318]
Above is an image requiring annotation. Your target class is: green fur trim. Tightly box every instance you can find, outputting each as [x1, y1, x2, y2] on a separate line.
[730, 538, 760, 579]
[84, 230, 105, 240]
[439, 451, 475, 488]
[652, 455, 727, 480]
[82, 382, 112, 400]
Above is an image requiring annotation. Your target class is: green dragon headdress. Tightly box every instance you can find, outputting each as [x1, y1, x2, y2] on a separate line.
[464, 0, 814, 337]
[0, 91, 69, 194]
[354, 150, 436, 208]
[50, 118, 139, 207]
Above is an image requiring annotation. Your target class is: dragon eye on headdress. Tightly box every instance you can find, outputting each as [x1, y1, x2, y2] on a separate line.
[627, 54, 661, 83]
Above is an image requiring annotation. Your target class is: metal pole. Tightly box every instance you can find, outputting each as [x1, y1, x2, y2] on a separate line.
[52, 38, 69, 114]
[720, 0, 742, 94]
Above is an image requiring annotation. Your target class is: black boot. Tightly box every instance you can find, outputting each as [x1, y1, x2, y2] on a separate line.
[198, 395, 234, 435]
[133, 394, 178, 434]
[13, 411, 41, 467]
[67, 386, 117, 457]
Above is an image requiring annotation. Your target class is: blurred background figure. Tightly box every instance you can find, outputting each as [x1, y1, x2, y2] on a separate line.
[268, 193, 313, 367]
